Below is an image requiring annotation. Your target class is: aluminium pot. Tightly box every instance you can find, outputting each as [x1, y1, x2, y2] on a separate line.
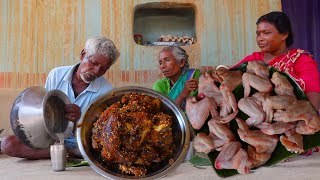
[76, 86, 191, 180]
[10, 86, 74, 149]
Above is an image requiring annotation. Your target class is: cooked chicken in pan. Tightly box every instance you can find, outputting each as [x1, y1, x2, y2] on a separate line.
[91, 93, 173, 177]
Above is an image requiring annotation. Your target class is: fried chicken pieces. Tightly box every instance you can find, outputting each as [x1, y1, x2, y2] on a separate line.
[189, 61, 320, 174]
[92, 93, 173, 177]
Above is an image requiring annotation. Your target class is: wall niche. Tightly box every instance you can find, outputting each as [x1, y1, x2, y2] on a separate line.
[133, 2, 196, 46]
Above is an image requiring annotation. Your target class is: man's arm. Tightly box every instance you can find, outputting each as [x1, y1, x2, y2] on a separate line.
[64, 104, 81, 122]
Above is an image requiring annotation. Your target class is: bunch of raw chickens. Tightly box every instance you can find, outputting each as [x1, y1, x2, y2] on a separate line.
[186, 61, 320, 174]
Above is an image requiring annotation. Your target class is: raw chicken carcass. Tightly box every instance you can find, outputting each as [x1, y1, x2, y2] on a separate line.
[251, 92, 271, 106]
[271, 72, 295, 96]
[242, 72, 273, 97]
[247, 145, 271, 169]
[238, 97, 265, 126]
[262, 95, 296, 123]
[273, 100, 320, 134]
[236, 118, 278, 154]
[198, 73, 221, 98]
[256, 122, 296, 135]
[209, 133, 231, 151]
[208, 119, 236, 142]
[246, 61, 270, 79]
[280, 129, 304, 153]
[214, 141, 251, 174]
[198, 73, 232, 117]
[193, 133, 216, 154]
[296, 120, 320, 135]
[193, 130, 234, 154]
[185, 97, 219, 130]
[213, 110, 239, 124]
[215, 67, 230, 82]
[220, 70, 243, 112]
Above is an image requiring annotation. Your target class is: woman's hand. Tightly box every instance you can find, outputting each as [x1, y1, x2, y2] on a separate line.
[64, 104, 81, 122]
[181, 78, 199, 98]
[175, 78, 199, 107]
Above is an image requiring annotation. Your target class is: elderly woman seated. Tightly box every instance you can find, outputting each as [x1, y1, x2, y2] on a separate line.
[153, 46, 201, 109]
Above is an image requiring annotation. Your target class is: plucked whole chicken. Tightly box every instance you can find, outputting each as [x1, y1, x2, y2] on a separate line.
[187, 62, 320, 175]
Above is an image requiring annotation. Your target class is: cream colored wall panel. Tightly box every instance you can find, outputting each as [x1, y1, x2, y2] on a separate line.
[0, 0, 281, 135]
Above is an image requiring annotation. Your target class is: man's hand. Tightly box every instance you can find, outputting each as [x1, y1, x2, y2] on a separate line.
[64, 104, 81, 122]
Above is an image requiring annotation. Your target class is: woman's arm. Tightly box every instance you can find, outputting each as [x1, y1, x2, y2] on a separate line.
[293, 55, 320, 114]
[306, 92, 320, 115]
[175, 78, 198, 107]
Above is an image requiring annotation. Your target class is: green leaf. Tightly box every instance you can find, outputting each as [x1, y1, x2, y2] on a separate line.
[189, 155, 212, 166]
[66, 158, 89, 167]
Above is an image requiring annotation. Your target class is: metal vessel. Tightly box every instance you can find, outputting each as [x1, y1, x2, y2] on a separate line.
[10, 86, 74, 149]
[76, 86, 190, 179]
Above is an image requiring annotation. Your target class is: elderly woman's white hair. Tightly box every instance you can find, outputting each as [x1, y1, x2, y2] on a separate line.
[160, 46, 190, 73]
[84, 36, 120, 64]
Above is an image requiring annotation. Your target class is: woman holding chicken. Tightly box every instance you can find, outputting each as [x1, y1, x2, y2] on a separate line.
[232, 11, 320, 113]
[232, 11, 320, 156]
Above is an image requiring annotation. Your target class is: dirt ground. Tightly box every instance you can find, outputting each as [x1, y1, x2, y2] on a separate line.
[0, 152, 320, 180]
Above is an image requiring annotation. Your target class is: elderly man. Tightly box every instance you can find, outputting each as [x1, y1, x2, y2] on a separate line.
[1, 36, 119, 159]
